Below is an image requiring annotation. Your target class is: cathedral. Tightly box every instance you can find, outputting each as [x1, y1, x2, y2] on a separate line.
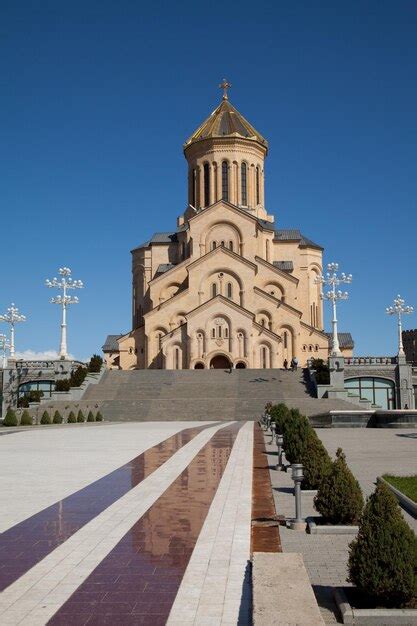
[103, 83, 353, 370]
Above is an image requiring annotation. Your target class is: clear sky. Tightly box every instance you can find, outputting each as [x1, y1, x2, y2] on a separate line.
[1, 0, 416, 360]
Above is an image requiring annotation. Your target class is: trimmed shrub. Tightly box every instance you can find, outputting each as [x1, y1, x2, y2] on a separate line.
[55, 379, 71, 392]
[281, 409, 310, 465]
[301, 429, 332, 490]
[20, 410, 33, 426]
[3, 408, 18, 427]
[70, 366, 88, 388]
[270, 403, 290, 434]
[88, 354, 103, 373]
[40, 411, 51, 425]
[77, 410, 85, 423]
[67, 411, 76, 423]
[95, 411, 103, 422]
[53, 410, 63, 424]
[17, 397, 29, 408]
[87, 410, 95, 422]
[314, 448, 364, 524]
[348, 482, 417, 607]
[310, 358, 330, 385]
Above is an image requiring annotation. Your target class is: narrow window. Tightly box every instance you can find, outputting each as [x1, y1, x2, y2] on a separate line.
[283, 332, 288, 349]
[221, 240, 225, 247]
[218, 325, 222, 338]
[256, 166, 260, 205]
[224, 326, 229, 338]
[212, 283, 217, 298]
[204, 163, 210, 207]
[222, 161, 229, 201]
[229, 240, 233, 251]
[227, 282, 232, 299]
[212, 241, 217, 250]
[211, 328, 216, 338]
[175, 348, 180, 369]
[191, 169, 196, 206]
[241, 162, 247, 205]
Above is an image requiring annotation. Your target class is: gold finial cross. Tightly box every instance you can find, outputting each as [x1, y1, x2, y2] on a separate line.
[219, 78, 231, 100]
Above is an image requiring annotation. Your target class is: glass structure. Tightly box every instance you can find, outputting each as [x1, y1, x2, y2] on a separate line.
[344, 377, 396, 409]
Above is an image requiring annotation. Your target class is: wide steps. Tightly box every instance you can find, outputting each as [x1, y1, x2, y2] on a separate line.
[81, 369, 355, 421]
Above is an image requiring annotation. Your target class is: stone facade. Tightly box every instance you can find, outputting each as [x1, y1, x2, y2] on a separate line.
[105, 93, 354, 370]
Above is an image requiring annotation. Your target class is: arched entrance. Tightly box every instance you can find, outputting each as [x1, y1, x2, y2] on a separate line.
[210, 354, 232, 369]
[194, 362, 205, 369]
[235, 361, 246, 369]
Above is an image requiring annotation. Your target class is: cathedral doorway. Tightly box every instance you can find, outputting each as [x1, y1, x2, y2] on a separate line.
[210, 354, 232, 369]
[235, 361, 246, 369]
[194, 362, 205, 369]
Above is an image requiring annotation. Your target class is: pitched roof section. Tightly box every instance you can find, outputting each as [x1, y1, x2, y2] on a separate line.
[156, 263, 176, 275]
[324, 332, 354, 349]
[274, 229, 323, 251]
[132, 232, 178, 252]
[273, 261, 294, 272]
[102, 335, 122, 351]
[184, 99, 268, 150]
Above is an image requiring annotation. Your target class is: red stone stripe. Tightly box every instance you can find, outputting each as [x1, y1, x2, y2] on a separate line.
[0, 424, 216, 591]
[48, 422, 244, 626]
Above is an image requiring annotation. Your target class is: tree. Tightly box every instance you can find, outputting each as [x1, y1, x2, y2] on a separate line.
[314, 448, 364, 524]
[310, 358, 330, 385]
[348, 482, 417, 607]
[88, 354, 103, 373]
[70, 366, 88, 388]
[3, 408, 18, 426]
[20, 410, 32, 426]
[270, 403, 290, 434]
[77, 410, 85, 423]
[95, 411, 103, 421]
[40, 411, 51, 425]
[53, 410, 63, 424]
[301, 429, 332, 489]
[67, 411, 76, 423]
[87, 410, 95, 422]
[282, 409, 310, 465]
[55, 379, 70, 392]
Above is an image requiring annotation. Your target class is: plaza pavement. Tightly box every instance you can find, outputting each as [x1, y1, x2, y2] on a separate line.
[0, 421, 253, 625]
[265, 427, 417, 624]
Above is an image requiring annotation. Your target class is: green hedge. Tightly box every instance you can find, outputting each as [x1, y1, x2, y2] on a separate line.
[348, 482, 417, 606]
[20, 410, 33, 426]
[3, 408, 18, 427]
[40, 411, 51, 425]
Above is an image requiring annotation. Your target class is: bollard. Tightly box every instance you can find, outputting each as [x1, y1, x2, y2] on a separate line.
[288, 463, 306, 531]
[276, 432, 284, 470]
[270, 421, 276, 442]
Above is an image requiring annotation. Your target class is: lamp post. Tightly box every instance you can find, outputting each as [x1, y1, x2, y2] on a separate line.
[386, 295, 413, 358]
[46, 267, 83, 359]
[276, 432, 284, 470]
[0, 304, 26, 359]
[0, 333, 10, 368]
[315, 262, 352, 356]
[289, 463, 306, 531]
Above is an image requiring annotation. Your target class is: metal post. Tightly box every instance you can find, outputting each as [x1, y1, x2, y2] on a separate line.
[386, 295, 413, 358]
[46, 267, 83, 359]
[315, 263, 352, 357]
[276, 432, 283, 470]
[288, 463, 306, 531]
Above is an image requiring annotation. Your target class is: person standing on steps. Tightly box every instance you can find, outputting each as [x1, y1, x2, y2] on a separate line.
[292, 356, 298, 371]
[283, 358, 288, 370]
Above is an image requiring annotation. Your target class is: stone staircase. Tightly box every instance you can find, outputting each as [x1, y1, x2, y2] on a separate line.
[81, 368, 357, 422]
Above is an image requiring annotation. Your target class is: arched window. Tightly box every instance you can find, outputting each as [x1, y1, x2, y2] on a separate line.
[283, 332, 288, 349]
[256, 166, 260, 205]
[212, 283, 217, 298]
[224, 326, 229, 338]
[174, 348, 180, 370]
[204, 163, 210, 207]
[191, 168, 197, 206]
[345, 377, 396, 410]
[212, 241, 217, 250]
[229, 240, 233, 251]
[266, 239, 270, 262]
[241, 162, 247, 205]
[211, 328, 216, 338]
[221, 240, 225, 247]
[227, 282, 233, 299]
[222, 161, 229, 201]
[261, 346, 267, 369]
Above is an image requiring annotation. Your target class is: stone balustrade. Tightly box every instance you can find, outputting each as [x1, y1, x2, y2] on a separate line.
[344, 356, 397, 366]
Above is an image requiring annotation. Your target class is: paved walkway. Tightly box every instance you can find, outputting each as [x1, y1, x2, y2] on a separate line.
[265, 427, 417, 624]
[0, 422, 253, 625]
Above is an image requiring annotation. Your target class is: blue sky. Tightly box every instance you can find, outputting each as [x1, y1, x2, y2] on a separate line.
[1, 0, 416, 360]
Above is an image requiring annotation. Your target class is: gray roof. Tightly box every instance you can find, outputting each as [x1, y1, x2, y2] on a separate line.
[324, 332, 354, 349]
[273, 261, 294, 272]
[257, 218, 275, 230]
[132, 232, 178, 251]
[156, 263, 176, 274]
[102, 335, 122, 351]
[274, 229, 323, 250]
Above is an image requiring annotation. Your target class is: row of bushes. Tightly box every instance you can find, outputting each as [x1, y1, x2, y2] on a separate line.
[268, 402, 417, 607]
[270, 402, 363, 523]
[2, 408, 103, 426]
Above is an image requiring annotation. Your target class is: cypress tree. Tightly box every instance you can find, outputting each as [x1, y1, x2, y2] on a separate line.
[20, 410, 33, 426]
[3, 408, 18, 426]
[40, 411, 51, 425]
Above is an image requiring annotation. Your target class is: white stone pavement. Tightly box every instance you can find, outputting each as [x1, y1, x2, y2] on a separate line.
[0, 422, 202, 532]
[168, 421, 253, 626]
[0, 422, 226, 625]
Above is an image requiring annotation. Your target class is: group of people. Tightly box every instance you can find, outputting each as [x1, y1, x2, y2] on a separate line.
[283, 356, 298, 371]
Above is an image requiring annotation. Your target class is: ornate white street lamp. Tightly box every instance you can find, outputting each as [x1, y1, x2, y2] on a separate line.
[0, 333, 10, 368]
[386, 295, 413, 357]
[0, 304, 26, 359]
[315, 262, 352, 357]
[46, 267, 83, 359]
